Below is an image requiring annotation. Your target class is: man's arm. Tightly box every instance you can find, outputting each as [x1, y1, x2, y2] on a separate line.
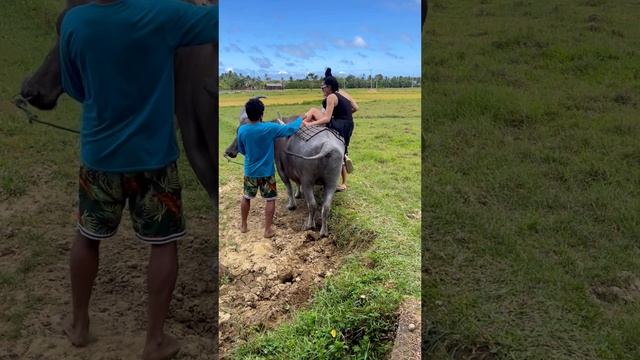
[59, 28, 85, 102]
[163, 0, 218, 48]
[273, 117, 303, 138]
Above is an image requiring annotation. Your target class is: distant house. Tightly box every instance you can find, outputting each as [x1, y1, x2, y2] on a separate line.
[265, 82, 284, 90]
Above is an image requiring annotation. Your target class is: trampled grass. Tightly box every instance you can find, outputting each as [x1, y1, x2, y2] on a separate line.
[424, 1, 640, 359]
[219, 89, 421, 359]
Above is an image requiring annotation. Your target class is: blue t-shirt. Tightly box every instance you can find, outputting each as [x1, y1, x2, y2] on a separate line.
[237, 118, 303, 177]
[59, 0, 218, 172]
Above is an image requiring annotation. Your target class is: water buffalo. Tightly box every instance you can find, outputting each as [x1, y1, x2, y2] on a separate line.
[225, 105, 345, 237]
[19, 0, 218, 204]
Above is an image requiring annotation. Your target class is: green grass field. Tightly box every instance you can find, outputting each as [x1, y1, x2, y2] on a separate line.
[219, 89, 421, 359]
[424, 1, 640, 359]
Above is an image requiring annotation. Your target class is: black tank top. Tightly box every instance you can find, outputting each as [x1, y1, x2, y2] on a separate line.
[322, 92, 352, 122]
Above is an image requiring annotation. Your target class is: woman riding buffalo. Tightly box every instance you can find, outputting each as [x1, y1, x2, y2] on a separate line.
[303, 68, 358, 191]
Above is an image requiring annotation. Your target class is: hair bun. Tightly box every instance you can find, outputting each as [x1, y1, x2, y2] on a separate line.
[325, 68, 332, 77]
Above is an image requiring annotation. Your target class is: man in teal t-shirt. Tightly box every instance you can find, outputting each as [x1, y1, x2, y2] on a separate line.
[58, 0, 217, 358]
[237, 98, 302, 238]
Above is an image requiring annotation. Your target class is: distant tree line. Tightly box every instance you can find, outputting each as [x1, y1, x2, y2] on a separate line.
[219, 71, 421, 90]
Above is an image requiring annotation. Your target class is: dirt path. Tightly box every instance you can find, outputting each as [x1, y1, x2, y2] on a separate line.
[0, 183, 216, 359]
[218, 181, 343, 357]
[390, 298, 421, 360]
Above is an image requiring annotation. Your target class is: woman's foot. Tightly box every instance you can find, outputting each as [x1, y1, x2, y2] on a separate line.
[336, 184, 347, 192]
[344, 155, 354, 174]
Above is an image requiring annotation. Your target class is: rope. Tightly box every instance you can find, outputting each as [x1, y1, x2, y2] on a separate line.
[11, 95, 80, 134]
[223, 153, 244, 166]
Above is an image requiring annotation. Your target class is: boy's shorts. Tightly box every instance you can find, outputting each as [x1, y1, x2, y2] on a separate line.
[243, 175, 277, 201]
[77, 162, 186, 244]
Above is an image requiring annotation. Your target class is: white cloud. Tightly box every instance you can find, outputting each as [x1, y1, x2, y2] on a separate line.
[335, 36, 368, 49]
[353, 36, 368, 48]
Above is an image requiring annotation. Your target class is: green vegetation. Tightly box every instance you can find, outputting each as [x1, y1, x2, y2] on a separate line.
[424, 1, 640, 359]
[219, 89, 421, 359]
[219, 71, 421, 90]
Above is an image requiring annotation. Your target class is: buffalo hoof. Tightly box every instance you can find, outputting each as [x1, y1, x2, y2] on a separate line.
[287, 205, 297, 211]
[304, 221, 315, 231]
[320, 229, 329, 238]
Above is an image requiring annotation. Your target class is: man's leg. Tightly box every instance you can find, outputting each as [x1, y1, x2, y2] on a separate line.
[143, 242, 179, 360]
[65, 232, 100, 347]
[264, 199, 276, 238]
[241, 197, 250, 232]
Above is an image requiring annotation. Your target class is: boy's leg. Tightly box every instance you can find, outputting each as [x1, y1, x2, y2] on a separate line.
[65, 232, 100, 347]
[264, 199, 276, 238]
[67, 166, 124, 346]
[127, 163, 185, 359]
[241, 176, 258, 232]
[260, 176, 278, 238]
[143, 242, 179, 360]
[240, 197, 250, 233]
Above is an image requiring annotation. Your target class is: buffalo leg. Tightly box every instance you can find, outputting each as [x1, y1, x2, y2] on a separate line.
[282, 177, 297, 211]
[294, 182, 302, 199]
[302, 183, 316, 230]
[319, 187, 336, 237]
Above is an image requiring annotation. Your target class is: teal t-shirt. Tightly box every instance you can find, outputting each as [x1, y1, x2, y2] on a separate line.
[59, 0, 218, 172]
[237, 118, 303, 177]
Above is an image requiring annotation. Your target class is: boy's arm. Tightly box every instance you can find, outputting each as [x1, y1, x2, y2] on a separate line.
[59, 27, 85, 102]
[237, 132, 246, 155]
[273, 117, 303, 138]
[163, 0, 218, 48]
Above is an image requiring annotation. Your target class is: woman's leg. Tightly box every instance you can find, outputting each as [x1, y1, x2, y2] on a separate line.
[304, 107, 324, 123]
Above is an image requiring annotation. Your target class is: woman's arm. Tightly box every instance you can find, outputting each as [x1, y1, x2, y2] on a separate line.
[307, 94, 337, 126]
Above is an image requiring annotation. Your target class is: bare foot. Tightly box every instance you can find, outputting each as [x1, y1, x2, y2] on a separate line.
[264, 228, 276, 238]
[240, 223, 248, 233]
[63, 316, 91, 347]
[336, 184, 347, 192]
[142, 334, 180, 360]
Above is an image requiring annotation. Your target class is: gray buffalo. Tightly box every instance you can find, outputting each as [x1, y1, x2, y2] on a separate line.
[19, 0, 218, 204]
[224, 105, 345, 237]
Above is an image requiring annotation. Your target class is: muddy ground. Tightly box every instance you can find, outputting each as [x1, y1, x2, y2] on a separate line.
[0, 178, 216, 359]
[218, 181, 344, 358]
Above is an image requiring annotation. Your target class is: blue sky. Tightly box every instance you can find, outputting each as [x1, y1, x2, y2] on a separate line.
[219, 0, 421, 79]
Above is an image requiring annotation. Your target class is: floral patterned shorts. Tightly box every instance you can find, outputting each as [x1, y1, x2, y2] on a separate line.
[77, 162, 185, 244]
[243, 175, 277, 200]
